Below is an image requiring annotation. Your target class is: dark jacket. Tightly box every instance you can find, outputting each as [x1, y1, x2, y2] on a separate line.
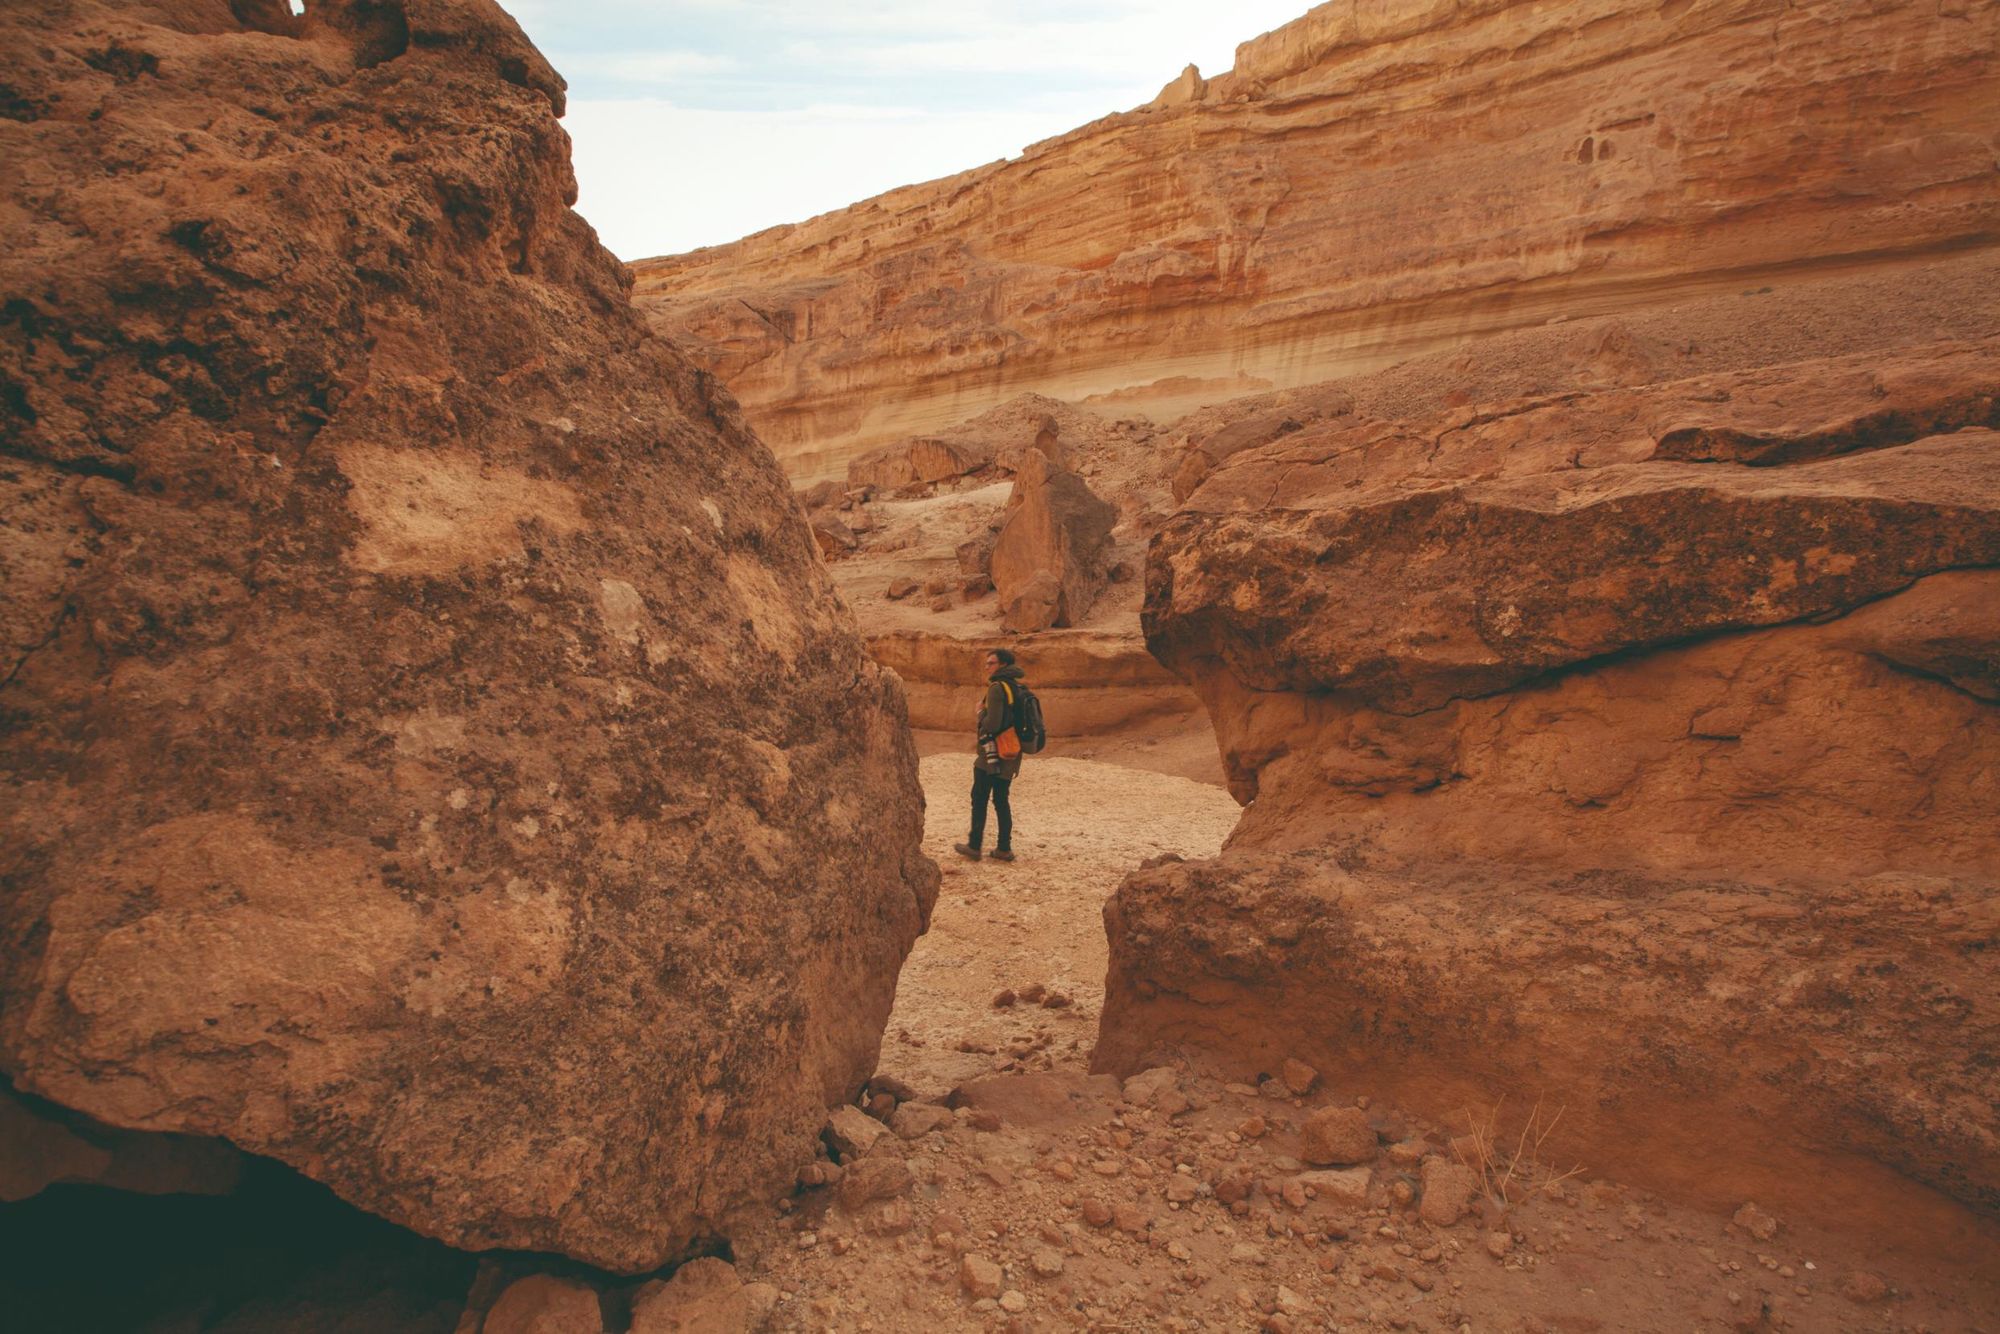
[975, 664, 1026, 778]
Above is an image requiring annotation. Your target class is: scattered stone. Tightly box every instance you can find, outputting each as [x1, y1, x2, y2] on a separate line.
[1841, 1271, 1890, 1304]
[797, 1161, 843, 1189]
[1281, 1060, 1319, 1096]
[999, 1290, 1029, 1314]
[928, 593, 954, 612]
[1030, 1248, 1065, 1277]
[1732, 1202, 1780, 1242]
[1419, 1157, 1481, 1227]
[1123, 1066, 1180, 1107]
[866, 1074, 918, 1103]
[836, 1154, 913, 1210]
[867, 1200, 916, 1237]
[1485, 1231, 1514, 1260]
[1019, 983, 1049, 1004]
[1041, 990, 1074, 1009]
[484, 1275, 604, 1334]
[991, 989, 1018, 1008]
[1081, 1198, 1114, 1227]
[629, 1257, 748, 1334]
[1299, 1106, 1377, 1166]
[1386, 1140, 1428, 1167]
[959, 1254, 1004, 1300]
[826, 1105, 887, 1160]
[1113, 1203, 1152, 1233]
[890, 1102, 956, 1140]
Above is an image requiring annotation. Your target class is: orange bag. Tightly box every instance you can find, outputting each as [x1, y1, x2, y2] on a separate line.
[996, 727, 1022, 759]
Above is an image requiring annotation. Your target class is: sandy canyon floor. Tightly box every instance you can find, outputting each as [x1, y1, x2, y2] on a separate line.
[706, 752, 2000, 1334]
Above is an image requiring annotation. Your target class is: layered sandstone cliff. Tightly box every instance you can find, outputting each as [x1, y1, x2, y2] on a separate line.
[632, 0, 2000, 482]
[0, 0, 934, 1273]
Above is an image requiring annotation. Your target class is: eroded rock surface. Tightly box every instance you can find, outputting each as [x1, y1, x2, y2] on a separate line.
[634, 0, 2000, 481]
[1103, 336, 2000, 1256]
[991, 450, 1117, 633]
[0, 0, 934, 1272]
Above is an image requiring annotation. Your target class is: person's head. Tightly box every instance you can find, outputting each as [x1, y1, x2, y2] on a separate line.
[983, 647, 1016, 674]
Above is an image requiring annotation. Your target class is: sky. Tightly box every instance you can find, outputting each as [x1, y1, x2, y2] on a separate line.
[503, 1, 1315, 262]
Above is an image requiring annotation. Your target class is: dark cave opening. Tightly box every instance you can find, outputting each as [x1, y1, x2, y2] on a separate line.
[0, 1156, 476, 1334]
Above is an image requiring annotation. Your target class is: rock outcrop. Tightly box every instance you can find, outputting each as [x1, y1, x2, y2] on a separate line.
[0, 0, 935, 1273]
[1099, 336, 2000, 1258]
[632, 0, 2000, 481]
[990, 451, 1117, 633]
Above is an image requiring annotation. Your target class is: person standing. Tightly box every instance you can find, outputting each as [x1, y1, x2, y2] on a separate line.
[955, 647, 1025, 863]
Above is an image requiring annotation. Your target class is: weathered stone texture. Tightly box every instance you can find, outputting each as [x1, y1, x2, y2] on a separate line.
[0, 0, 935, 1273]
[633, 0, 2000, 481]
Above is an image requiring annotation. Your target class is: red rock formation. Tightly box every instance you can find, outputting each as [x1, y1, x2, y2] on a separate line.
[1099, 336, 2000, 1258]
[990, 450, 1117, 633]
[632, 0, 2000, 481]
[0, 0, 934, 1273]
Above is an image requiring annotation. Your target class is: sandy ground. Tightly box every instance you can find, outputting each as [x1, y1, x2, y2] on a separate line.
[883, 754, 1242, 1093]
[706, 756, 2000, 1334]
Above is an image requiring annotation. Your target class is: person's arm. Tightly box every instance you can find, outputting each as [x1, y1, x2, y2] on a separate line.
[978, 682, 1008, 738]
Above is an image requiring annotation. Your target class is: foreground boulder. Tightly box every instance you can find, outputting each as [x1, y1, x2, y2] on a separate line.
[0, 0, 935, 1272]
[1104, 339, 2000, 1259]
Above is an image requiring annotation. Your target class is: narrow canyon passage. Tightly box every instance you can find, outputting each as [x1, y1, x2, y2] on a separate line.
[884, 753, 1242, 1093]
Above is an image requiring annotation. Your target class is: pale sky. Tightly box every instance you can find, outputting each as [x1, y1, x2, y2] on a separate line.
[503, 1, 1314, 261]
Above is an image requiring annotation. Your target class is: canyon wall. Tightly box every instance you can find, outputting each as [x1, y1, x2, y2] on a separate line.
[0, 0, 934, 1273]
[632, 0, 2000, 482]
[1097, 332, 2000, 1258]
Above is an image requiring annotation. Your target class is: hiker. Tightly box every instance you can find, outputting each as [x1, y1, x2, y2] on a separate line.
[955, 647, 1026, 863]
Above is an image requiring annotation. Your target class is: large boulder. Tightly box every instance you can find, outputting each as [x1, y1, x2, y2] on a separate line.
[0, 0, 936, 1273]
[990, 450, 1116, 632]
[1106, 339, 2000, 1260]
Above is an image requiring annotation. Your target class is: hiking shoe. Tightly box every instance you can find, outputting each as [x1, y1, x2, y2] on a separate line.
[988, 849, 1015, 862]
[952, 842, 982, 861]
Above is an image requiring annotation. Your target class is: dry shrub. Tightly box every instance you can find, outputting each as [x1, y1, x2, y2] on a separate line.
[1451, 1095, 1584, 1213]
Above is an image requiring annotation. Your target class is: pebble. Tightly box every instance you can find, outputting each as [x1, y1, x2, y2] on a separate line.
[1732, 1201, 1780, 1242]
[1841, 1271, 1890, 1304]
[959, 1253, 1003, 1299]
[1030, 1247, 1065, 1277]
[999, 1289, 1029, 1313]
[1281, 1059, 1320, 1095]
[1299, 1106, 1376, 1166]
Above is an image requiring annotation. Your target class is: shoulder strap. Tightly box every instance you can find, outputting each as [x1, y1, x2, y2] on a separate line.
[1000, 682, 1014, 705]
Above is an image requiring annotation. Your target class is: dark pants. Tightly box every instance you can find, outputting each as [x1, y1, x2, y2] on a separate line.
[970, 767, 1012, 852]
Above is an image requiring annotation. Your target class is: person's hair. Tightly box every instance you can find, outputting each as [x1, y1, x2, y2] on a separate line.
[990, 647, 1016, 666]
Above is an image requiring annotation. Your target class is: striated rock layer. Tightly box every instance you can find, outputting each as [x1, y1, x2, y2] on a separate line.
[0, 0, 935, 1272]
[633, 0, 2000, 481]
[1099, 336, 2000, 1258]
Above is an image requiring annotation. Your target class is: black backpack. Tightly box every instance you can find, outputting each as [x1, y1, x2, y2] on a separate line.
[1003, 680, 1047, 755]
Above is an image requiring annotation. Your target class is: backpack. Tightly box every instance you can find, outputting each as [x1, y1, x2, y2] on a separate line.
[1001, 680, 1047, 755]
